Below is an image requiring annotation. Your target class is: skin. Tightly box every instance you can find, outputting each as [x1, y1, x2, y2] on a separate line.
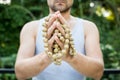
[47, 0, 73, 13]
[15, 0, 104, 80]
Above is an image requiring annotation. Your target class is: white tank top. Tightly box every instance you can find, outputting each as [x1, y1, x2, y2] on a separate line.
[32, 17, 86, 80]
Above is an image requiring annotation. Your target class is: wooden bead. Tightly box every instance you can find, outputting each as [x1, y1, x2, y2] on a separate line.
[53, 44, 59, 48]
[60, 36, 64, 42]
[73, 52, 77, 56]
[42, 27, 47, 32]
[65, 34, 70, 39]
[44, 43, 48, 47]
[47, 52, 52, 57]
[57, 59, 62, 62]
[65, 39, 69, 44]
[55, 29, 59, 33]
[62, 24, 67, 29]
[64, 44, 69, 49]
[42, 32, 47, 37]
[43, 38, 48, 43]
[45, 17, 49, 22]
[45, 48, 49, 52]
[57, 53, 63, 58]
[70, 37, 73, 41]
[57, 59, 62, 65]
[54, 48, 59, 53]
[69, 33, 72, 37]
[62, 49, 66, 54]
[57, 33, 62, 37]
[65, 28, 70, 33]
[42, 23, 46, 27]
[54, 61, 61, 65]
[42, 22, 48, 27]
[52, 54, 57, 60]
[57, 47, 61, 51]
[71, 44, 75, 49]
[70, 41, 74, 45]
[69, 48, 74, 55]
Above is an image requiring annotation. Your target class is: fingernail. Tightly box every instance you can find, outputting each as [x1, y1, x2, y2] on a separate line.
[53, 15, 57, 19]
[57, 11, 60, 13]
[57, 14, 60, 17]
[55, 11, 59, 15]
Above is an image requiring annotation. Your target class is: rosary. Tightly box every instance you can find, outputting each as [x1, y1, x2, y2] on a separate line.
[42, 16, 76, 65]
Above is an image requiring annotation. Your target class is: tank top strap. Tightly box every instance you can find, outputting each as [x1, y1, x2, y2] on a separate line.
[71, 18, 85, 54]
[35, 18, 46, 55]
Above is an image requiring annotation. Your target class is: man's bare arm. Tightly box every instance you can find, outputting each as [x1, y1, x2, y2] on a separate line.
[15, 21, 51, 80]
[64, 21, 104, 80]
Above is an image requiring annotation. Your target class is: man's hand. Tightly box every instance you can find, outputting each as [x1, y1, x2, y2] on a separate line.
[47, 12, 65, 39]
[44, 11, 73, 63]
[56, 12, 73, 60]
[47, 12, 66, 50]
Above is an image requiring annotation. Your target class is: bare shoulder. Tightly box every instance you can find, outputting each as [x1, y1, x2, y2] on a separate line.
[82, 19, 98, 31]
[82, 19, 99, 37]
[20, 20, 40, 38]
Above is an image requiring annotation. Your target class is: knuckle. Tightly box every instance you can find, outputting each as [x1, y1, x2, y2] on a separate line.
[54, 36, 58, 41]
[48, 41, 52, 45]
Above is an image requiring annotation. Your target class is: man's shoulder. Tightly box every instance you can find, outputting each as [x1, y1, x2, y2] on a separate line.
[20, 18, 46, 36]
[80, 19, 99, 36]
[20, 20, 40, 36]
[79, 19, 96, 26]
[23, 17, 45, 28]
[23, 20, 39, 28]
[22, 17, 45, 30]
[75, 17, 96, 26]
[81, 19, 97, 30]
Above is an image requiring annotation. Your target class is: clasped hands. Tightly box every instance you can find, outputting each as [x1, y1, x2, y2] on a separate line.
[42, 11, 75, 65]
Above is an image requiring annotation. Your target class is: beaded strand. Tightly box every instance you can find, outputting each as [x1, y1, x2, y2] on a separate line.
[42, 16, 76, 65]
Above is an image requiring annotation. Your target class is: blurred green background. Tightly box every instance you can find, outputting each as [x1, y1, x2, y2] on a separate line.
[0, 0, 120, 80]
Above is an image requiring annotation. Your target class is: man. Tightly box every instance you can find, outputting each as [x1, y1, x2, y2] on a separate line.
[15, 0, 104, 80]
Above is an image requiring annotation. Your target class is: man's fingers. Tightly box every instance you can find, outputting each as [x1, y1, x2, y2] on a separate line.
[47, 20, 65, 39]
[56, 21, 65, 36]
[48, 34, 56, 52]
[47, 22, 56, 39]
[55, 36, 64, 49]
[57, 13, 67, 25]
[48, 11, 60, 26]
[47, 14, 57, 28]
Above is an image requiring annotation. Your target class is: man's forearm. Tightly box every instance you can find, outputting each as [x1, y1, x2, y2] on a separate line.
[15, 52, 51, 80]
[65, 53, 104, 79]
